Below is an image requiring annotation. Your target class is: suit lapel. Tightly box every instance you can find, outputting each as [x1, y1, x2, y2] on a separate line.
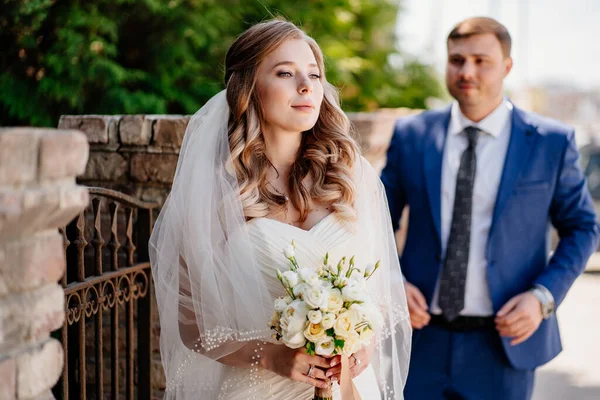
[423, 108, 451, 247]
[490, 106, 537, 232]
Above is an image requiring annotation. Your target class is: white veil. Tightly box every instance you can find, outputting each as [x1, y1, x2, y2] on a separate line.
[149, 90, 411, 399]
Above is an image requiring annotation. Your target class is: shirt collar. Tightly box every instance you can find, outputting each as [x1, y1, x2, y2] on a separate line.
[449, 97, 513, 138]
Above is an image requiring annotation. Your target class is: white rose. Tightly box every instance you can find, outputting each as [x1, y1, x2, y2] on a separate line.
[315, 336, 336, 356]
[282, 271, 299, 288]
[280, 300, 309, 335]
[304, 322, 327, 342]
[342, 282, 367, 303]
[341, 331, 361, 356]
[304, 286, 329, 309]
[328, 264, 338, 275]
[323, 289, 344, 313]
[366, 304, 384, 331]
[274, 297, 289, 312]
[308, 310, 323, 324]
[349, 303, 368, 322]
[282, 330, 306, 349]
[321, 313, 336, 330]
[284, 244, 295, 259]
[298, 268, 320, 287]
[334, 309, 359, 338]
[292, 282, 310, 298]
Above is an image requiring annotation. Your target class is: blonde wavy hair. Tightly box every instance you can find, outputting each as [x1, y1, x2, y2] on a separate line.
[224, 19, 359, 222]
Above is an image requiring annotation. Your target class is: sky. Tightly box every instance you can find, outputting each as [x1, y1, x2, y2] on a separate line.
[396, 0, 600, 91]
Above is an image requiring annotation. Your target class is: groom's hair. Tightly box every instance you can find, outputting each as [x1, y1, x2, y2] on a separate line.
[447, 17, 512, 58]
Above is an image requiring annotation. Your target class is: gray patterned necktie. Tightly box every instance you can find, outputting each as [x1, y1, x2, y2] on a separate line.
[439, 126, 480, 321]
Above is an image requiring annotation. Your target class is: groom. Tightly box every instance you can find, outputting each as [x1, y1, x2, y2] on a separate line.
[381, 17, 599, 399]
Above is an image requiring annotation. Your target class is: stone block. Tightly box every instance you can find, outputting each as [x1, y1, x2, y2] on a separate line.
[151, 116, 189, 148]
[0, 284, 64, 353]
[0, 231, 65, 296]
[130, 154, 178, 184]
[58, 115, 112, 144]
[135, 186, 170, 208]
[81, 152, 128, 182]
[0, 357, 16, 399]
[120, 115, 151, 146]
[39, 130, 89, 181]
[15, 339, 63, 399]
[0, 184, 88, 240]
[0, 129, 40, 186]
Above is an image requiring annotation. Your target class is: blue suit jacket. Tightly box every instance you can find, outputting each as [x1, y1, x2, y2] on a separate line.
[381, 104, 599, 370]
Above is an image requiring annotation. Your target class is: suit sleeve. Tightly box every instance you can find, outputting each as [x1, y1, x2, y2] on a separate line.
[380, 125, 407, 233]
[534, 130, 600, 306]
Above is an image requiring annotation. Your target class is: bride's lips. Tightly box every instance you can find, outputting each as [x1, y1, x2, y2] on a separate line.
[291, 103, 315, 113]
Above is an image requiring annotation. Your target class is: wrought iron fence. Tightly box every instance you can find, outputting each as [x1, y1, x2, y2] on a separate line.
[53, 188, 158, 399]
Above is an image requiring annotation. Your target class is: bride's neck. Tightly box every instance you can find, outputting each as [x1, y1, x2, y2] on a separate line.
[263, 129, 302, 177]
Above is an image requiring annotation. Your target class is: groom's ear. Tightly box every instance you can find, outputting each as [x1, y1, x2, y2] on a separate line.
[503, 57, 513, 77]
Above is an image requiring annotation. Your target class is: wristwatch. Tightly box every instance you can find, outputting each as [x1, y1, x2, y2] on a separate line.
[530, 285, 555, 319]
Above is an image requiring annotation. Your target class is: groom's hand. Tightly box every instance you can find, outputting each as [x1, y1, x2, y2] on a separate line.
[495, 292, 543, 346]
[404, 281, 430, 329]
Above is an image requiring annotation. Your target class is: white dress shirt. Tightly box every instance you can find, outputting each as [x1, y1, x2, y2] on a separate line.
[430, 99, 513, 316]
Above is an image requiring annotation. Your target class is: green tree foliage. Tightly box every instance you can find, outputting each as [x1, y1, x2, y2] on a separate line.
[0, 0, 442, 127]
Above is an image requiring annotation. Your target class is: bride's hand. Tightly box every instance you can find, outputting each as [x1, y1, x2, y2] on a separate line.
[260, 344, 332, 389]
[324, 343, 374, 381]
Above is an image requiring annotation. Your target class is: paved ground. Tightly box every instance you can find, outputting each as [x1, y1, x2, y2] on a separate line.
[532, 272, 600, 400]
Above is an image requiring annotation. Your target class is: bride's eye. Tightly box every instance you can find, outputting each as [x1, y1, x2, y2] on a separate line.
[309, 73, 321, 79]
[277, 71, 293, 77]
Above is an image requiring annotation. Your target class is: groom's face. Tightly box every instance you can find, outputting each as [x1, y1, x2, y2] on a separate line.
[446, 33, 512, 111]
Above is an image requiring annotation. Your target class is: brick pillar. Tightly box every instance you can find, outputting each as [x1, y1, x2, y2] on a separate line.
[0, 128, 89, 400]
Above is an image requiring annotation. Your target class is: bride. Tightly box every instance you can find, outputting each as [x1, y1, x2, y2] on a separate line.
[150, 19, 411, 400]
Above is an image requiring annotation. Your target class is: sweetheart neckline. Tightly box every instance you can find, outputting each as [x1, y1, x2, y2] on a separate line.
[249, 212, 337, 233]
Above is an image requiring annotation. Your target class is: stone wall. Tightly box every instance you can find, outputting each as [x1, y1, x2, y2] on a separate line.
[58, 114, 188, 208]
[59, 108, 420, 207]
[0, 128, 89, 399]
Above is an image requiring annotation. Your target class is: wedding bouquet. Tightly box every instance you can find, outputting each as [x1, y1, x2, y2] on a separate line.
[270, 240, 384, 399]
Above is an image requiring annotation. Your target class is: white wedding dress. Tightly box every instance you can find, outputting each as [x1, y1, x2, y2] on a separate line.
[218, 213, 382, 400]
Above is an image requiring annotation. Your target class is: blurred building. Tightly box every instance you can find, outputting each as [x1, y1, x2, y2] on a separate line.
[510, 84, 600, 148]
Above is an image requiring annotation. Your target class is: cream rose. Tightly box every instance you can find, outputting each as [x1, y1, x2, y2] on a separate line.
[304, 323, 327, 342]
[323, 288, 344, 313]
[341, 331, 361, 356]
[334, 309, 359, 338]
[321, 313, 336, 330]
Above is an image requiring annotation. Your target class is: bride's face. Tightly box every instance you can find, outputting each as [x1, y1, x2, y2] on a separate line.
[256, 39, 324, 137]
